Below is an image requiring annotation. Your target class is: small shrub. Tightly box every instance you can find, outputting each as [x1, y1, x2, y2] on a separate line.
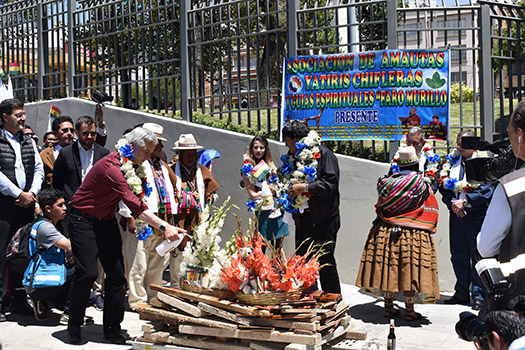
[450, 82, 474, 103]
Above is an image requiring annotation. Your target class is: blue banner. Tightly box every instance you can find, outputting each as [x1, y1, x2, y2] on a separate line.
[281, 49, 450, 141]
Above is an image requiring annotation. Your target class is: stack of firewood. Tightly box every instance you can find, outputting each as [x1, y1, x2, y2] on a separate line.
[130, 284, 368, 350]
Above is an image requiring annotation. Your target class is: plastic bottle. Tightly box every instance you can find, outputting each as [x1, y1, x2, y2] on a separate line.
[260, 181, 274, 211]
[155, 232, 186, 256]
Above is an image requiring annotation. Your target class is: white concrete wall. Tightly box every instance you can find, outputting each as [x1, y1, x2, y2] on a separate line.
[25, 98, 455, 293]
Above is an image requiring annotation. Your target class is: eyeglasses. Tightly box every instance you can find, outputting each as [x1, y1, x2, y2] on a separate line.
[60, 127, 75, 133]
[82, 131, 97, 137]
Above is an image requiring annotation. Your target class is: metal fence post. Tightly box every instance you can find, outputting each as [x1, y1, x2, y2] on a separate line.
[479, 5, 493, 143]
[37, 4, 45, 100]
[67, 0, 76, 98]
[387, 0, 398, 160]
[287, 0, 298, 58]
[180, 0, 191, 122]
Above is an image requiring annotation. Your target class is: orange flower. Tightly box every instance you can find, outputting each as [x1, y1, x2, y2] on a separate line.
[312, 152, 321, 160]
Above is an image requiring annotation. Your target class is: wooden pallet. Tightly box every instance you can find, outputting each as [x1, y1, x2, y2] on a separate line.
[131, 285, 361, 350]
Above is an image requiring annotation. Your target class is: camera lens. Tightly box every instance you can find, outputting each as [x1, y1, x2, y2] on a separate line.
[455, 311, 486, 341]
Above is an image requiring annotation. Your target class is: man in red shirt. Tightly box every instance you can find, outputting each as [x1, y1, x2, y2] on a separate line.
[66, 127, 185, 344]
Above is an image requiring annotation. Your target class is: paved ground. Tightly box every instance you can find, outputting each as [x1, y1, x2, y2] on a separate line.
[0, 284, 477, 350]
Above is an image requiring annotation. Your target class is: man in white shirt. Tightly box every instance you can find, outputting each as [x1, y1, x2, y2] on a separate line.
[477, 100, 525, 300]
[0, 98, 44, 321]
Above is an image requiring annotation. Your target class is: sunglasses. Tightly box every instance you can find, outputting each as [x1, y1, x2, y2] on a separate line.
[82, 131, 97, 137]
[60, 127, 75, 133]
[14, 112, 26, 118]
[25, 132, 35, 137]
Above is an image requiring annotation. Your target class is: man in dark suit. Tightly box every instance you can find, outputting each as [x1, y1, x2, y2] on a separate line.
[53, 115, 110, 204]
[42, 106, 107, 190]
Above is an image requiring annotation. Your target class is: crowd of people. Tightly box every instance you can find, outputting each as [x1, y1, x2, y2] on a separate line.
[2, 96, 525, 347]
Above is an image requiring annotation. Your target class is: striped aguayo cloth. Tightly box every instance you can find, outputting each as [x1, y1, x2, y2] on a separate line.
[376, 172, 439, 233]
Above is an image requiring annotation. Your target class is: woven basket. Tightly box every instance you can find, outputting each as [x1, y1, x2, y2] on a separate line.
[212, 288, 236, 301]
[236, 287, 303, 306]
[180, 279, 215, 297]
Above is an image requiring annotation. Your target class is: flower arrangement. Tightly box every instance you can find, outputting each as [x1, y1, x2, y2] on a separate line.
[115, 138, 153, 240]
[275, 130, 321, 213]
[391, 144, 440, 185]
[438, 149, 481, 192]
[179, 196, 238, 288]
[221, 221, 325, 294]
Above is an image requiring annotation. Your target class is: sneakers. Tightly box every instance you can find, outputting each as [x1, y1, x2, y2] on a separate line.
[0, 311, 6, 322]
[28, 297, 50, 321]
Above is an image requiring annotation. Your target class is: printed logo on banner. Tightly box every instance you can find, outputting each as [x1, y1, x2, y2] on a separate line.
[281, 49, 450, 141]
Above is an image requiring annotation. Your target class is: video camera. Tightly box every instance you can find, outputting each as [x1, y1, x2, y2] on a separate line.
[462, 136, 516, 183]
[91, 90, 114, 105]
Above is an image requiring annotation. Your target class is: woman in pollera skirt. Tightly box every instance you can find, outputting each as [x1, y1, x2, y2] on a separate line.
[356, 146, 440, 321]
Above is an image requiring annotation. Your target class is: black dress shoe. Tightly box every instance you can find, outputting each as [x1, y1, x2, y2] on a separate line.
[444, 295, 470, 305]
[67, 325, 82, 344]
[472, 299, 484, 311]
[104, 330, 127, 344]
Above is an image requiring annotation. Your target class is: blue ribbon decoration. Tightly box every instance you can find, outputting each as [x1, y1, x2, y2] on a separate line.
[281, 154, 289, 163]
[302, 165, 317, 181]
[279, 194, 299, 214]
[294, 141, 308, 156]
[427, 154, 441, 163]
[242, 163, 253, 177]
[246, 200, 257, 212]
[142, 182, 153, 197]
[390, 164, 400, 173]
[280, 161, 294, 175]
[444, 177, 458, 190]
[119, 144, 134, 160]
[268, 174, 278, 184]
[136, 226, 153, 240]
[446, 153, 459, 164]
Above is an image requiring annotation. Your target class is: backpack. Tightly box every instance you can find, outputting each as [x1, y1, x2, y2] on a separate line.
[6, 219, 45, 276]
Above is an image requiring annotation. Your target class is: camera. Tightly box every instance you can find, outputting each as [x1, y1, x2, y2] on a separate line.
[462, 136, 516, 183]
[455, 259, 511, 348]
[456, 311, 490, 349]
[91, 90, 114, 105]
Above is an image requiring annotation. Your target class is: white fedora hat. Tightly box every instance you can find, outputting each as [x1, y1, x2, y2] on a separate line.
[397, 146, 419, 167]
[171, 133, 203, 151]
[142, 123, 167, 142]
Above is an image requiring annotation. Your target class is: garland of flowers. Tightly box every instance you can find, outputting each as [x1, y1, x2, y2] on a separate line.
[438, 148, 480, 193]
[391, 143, 440, 185]
[116, 138, 153, 240]
[275, 130, 321, 213]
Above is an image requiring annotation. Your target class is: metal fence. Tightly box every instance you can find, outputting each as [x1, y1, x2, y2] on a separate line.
[0, 0, 523, 157]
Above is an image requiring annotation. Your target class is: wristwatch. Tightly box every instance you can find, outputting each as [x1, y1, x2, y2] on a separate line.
[159, 224, 166, 233]
[462, 198, 468, 206]
[304, 183, 309, 193]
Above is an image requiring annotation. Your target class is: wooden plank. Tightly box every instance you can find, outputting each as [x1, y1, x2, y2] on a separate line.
[158, 291, 207, 317]
[279, 308, 331, 315]
[141, 324, 156, 334]
[150, 284, 270, 317]
[250, 318, 320, 332]
[133, 339, 208, 350]
[250, 341, 286, 350]
[132, 303, 238, 330]
[285, 324, 352, 350]
[148, 331, 170, 343]
[179, 324, 322, 345]
[344, 330, 368, 341]
[167, 334, 249, 350]
[198, 302, 253, 326]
